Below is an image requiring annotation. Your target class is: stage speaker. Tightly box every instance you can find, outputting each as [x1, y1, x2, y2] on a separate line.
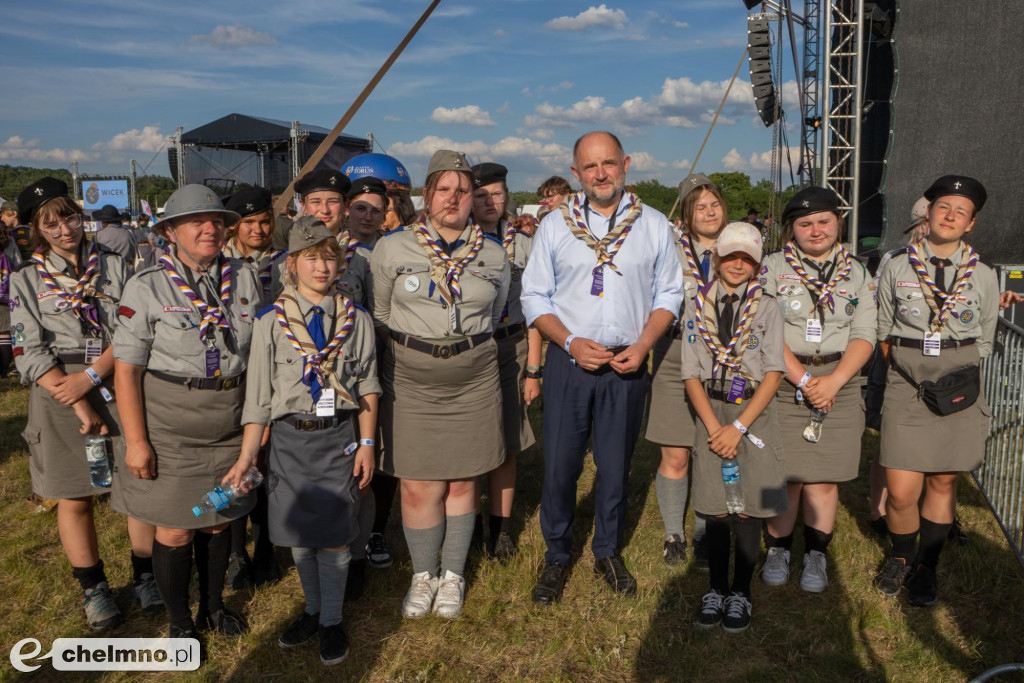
[747, 17, 781, 127]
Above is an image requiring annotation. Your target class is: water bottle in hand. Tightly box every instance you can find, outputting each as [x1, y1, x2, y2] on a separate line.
[191, 467, 263, 517]
[721, 459, 744, 515]
[84, 435, 112, 488]
[803, 408, 827, 443]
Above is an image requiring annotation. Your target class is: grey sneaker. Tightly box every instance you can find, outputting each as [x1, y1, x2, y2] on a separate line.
[84, 582, 123, 631]
[133, 573, 165, 614]
[432, 570, 466, 619]
[799, 551, 828, 593]
[761, 547, 791, 586]
[401, 571, 438, 618]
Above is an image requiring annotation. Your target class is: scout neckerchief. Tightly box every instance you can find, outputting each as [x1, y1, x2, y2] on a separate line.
[274, 286, 356, 405]
[32, 241, 104, 334]
[907, 241, 978, 333]
[560, 191, 643, 294]
[694, 278, 763, 381]
[499, 216, 517, 263]
[680, 232, 713, 285]
[160, 253, 233, 342]
[782, 242, 852, 317]
[412, 215, 485, 305]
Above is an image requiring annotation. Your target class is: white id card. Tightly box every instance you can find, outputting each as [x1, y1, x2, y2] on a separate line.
[85, 338, 103, 364]
[449, 303, 461, 334]
[923, 331, 942, 356]
[316, 388, 336, 416]
[805, 318, 823, 343]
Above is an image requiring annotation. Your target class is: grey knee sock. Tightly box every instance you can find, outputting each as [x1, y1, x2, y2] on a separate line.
[350, 489, 376, 562]
[440, 511, 476, 578]
[291, 547, 320, 615]
[317, 547, 351, 627]
[694, 512, 706, 542]
[656, 472, 689, 541]
[403, 520, 445, 576]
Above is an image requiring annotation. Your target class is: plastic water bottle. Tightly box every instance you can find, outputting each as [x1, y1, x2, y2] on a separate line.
[803, 408, 827, 443]
[84, 435, 112, 488]
[722, 459, 744, 514]
[191, 468, 263, 517]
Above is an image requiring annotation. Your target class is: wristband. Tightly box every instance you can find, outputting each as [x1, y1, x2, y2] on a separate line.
[797, 372, 811, 389]
[732, 419, 748, 434]
[526, 364, 542, 372]
[85, 367, 102, 386]
[564, 335, 577, 355]
[525, 369, 543, 380]
[359, 438, 375, 447]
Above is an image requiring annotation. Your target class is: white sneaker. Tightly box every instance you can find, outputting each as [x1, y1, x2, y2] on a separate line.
[431, 570, 466, 619]
[401, 571, 438, 618]
[761, 547, 791, 586]
[800, 550, 828, 593]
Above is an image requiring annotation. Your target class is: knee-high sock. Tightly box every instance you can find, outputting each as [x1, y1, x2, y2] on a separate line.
[402, 521, 445, 577]
[350, 489, 376, 561]
[655, 472, 689, 540]
[704, 515, 731, 594]
[440, 511, 475, 578]
[317, 547, 351, 627]
[371, 474, 398, 535]
[732, 516, 761, 594]
[291, 547, 320, 614]
[917, 517, 951, 569]
[152, 540, 193, 630]
[193, 530, 231, 614]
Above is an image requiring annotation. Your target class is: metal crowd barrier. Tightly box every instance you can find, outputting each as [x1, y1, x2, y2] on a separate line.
[976, 317, 1024, 568]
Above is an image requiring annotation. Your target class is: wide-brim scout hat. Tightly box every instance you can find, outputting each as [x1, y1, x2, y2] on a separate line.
[288, 215, 335, 253]
[903, 196, 930, 234]
[151, 184, 240, 231]
[224, 186, 273, 221]
[716, 222, 764, 263]
[93, 204, 123, 223]
[923, 175, 986, 212]
[472, 162, 508, 188]
[346, 176, 389, 203]
[678, 173, 717, 202]
[1, 200, 18, 214]
[426, 150, 471, 178]
[17, 177, 70, 225]
[294, 169, 351, 198]
[782, 186, 841, 224]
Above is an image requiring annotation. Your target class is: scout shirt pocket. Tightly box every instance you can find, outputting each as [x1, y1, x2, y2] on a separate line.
[893, 281, 925, 328]
[947, 289, 982, 337]
[392, 262, 432, 305]
[776, 279, 811, 326]
[154, 306, 207, 357]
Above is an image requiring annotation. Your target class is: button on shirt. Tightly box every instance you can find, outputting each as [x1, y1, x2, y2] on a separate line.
[521, 193, 684, 346]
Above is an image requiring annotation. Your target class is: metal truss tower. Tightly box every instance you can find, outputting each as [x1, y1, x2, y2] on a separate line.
[800, 0, 821, 185]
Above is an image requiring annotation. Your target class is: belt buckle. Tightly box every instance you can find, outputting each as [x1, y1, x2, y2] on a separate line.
[220, 377, 237, 391]
[810, 355, 824, 366]
[435, 345, 453, 359]
[299, 419, 316, 431]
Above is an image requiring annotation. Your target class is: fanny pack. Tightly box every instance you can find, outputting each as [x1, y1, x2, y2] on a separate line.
[894, 363, 980, 416]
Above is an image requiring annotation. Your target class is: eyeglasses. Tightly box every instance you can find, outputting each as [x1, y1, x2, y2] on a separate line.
[475, 191, 506, 204]
[39, 214, 84, 237]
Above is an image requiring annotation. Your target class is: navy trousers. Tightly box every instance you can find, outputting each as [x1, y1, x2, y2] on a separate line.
[540, 344, 648, 565]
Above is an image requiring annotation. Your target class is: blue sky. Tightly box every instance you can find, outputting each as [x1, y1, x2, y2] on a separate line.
[0, 0, 804, 192]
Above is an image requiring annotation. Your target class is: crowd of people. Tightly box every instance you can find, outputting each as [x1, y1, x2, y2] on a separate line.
[0, 128, 1006, 666]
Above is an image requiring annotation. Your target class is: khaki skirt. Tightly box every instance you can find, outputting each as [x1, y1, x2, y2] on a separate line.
[496, 331, 536, 455]
[880, 343, 989, 472]
[110, 373, 253, 529]
[691, 396, 787, 518]
[774, 360, 864, 483]
[379, 337, 505, 480]
[23, 363, 124, 500]
[645, 333, 696, 447]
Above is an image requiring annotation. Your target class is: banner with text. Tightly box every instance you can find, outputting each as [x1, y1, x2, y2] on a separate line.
[82, 180, 129, 210]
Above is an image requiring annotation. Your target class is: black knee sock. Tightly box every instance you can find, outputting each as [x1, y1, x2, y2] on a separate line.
[251, 486, 273, 564]
[194, 531, 231, 614]
[152, 540, 194, 630]
[371, 473, 398, 535]
[488, 513, 510, 542]
[71, 560, 107, 591]
[130, 552, 153, 582]
[889, 529, 918, 564]
[765, 531, 793, 551]
[917, 518, 951, 569]
[803, 526, 834, 554]
[0, 345, 12, 377]
[704, 516, 731, 594]
[732, 516, 761, 595]
[229, 517, 248, 557]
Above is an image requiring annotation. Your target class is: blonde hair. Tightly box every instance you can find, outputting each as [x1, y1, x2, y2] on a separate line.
[284, 238, 343, 286]
[682, 185, 728, 236]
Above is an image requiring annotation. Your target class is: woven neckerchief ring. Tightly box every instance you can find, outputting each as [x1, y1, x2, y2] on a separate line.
[782, 241, 853, 314]
[32, 240, 104, 334]
[693, 278, 763, 381]
[907, 240, 978, 333]
[412, 214, 485, 305]
[560, 191, 643, 281]
[159, 253, 233, 343]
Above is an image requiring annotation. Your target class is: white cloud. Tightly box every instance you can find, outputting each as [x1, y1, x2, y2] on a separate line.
[0, 136, 95, 163]
[674, 21, 690, 29]
[430, 105, 496, 127]
[389, 135, 572, 172]
[671, 159, 694, 171]
[92, 125, 168, 154]
[190, 25, 276, 48]
[627, 152, 667, 172]
[545, 4, 628, 31]
[383, 114, 403, 122]
[722, 148, 774, 172]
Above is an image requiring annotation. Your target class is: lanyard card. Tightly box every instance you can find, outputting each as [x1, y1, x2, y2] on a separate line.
[316, 388, 336, 417]
[726, 376, 748, 404]
[84, 338, 103, 364]
[805, 318, 823, 343]
[591, 268, 604, 297]
[449, 302, 461, 334]
[205, 347, 221, 377]
[923, 331, 942, 357]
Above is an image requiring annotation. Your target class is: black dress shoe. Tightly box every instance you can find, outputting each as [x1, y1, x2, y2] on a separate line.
[594, 555, 637, 595]
[531, 562, 568, 605]
[196, 608, 246, 637]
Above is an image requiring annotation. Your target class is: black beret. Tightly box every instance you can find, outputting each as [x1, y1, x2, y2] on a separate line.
[17, 176, 70, 225]
[224, 186, 273, 219]
[471, 162, 508, 188]
[782, 186, 841, 224]
[346, 176, 389, 202]
[294, 169, 351, 197]
[923, 175, 986, 212]
[93, 204, 122, 223]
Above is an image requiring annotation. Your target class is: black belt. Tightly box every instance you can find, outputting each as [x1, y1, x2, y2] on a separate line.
[494, 321, 527, 341]
[284, 414, 352, 432]
[605, 345, 629, 354]
[794, 352, 842, 366]
[891, 336, 976, 351]
[147, 369, 246, 391]
[389, 330, 491, 359]
[704, 380, 757, 402]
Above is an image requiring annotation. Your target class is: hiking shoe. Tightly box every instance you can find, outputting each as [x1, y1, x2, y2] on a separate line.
[278, 611, 319, 649]
[366, 532, 393, 569]
[319, 623, 349, 666]
[226, 552, 252, 590]
[948, 518, 969, 547]
[761, 547, 791, 586]
[401, 571, 438, 618]
[800, 551, 828, 593]
[873, 556, 911, 596]
[594, 555, 637, 595]
[695, 589, 725, 628]
[663, 534, 687, 565]
[133, 573, 165, 614]
[722, 592, 752, 633]
[84, 581, 123, 631]
[907, 564, 939, 607]
[432, 570, 466, 619]
[532, 562, 568, 605]
[196, 608, 245, 637]
[344, 558, 366, 602]
[492, 531, 518, 562]
[693, 536, 709, 571]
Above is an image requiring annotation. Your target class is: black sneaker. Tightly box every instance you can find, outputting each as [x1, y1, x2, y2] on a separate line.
[492, 531, 518, 562]
[663, 534, 687, 565]
[226, 552, 252, 590]
[279, 611, 319, 648]
[319, 623, 349, 666]
[948, 518, 969, 547]
[196, 608, 245, 637]
[366, 532, 393, 569]
[695, 589, 725, 628]
[869, 516, 889, 539]
[693, 536, 709, 571]
[873, 556, 911, 597]
[344, 559, 366, 602]
[531, 562, 568, 605]
[722, 591, 752, 633]
[907, 564, 939, 607]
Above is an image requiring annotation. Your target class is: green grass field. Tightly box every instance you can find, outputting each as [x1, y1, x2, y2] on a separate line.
[1, 377, 1023, 681]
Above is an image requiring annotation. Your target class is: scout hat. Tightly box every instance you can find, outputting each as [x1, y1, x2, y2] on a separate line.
[224, 186, 273, 220]
[678, 173, 716, 201]
[17, 177, 70, 225]
[93, 205, 122, 223]
[903, 196, 930, 234]
[782, 186, 841, 224]
[1, 200, 17, 214]
[471, 162, 508, 187]
[294, 169, 351, 197]
[716, 222, 763, 263]
[288, 215, 334, 253]
[346, 176, 389, 203]
[426, 150, 470, 178]
[151, 184, 240, 231]
[923, 175, 986, 212]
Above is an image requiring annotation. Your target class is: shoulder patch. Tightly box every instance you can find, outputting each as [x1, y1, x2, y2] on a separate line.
[255, 304, 276, 320]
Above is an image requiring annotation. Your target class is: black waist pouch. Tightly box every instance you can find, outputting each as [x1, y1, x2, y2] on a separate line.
[897, 363, 980, 416]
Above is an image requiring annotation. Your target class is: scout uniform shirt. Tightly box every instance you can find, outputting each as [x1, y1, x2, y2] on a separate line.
[677, 231, 714, 305]
[876, 241, 998, 358]
[370, 222, 511, 339]
[223, 241, 288, 305]
[10, 246, 127, 382]
[241, 291, 381, 425]
[490, 221, 532, 330]
[339, 242, 373, 312]
[762, 243, 876, 357]
[113, 252, 261, 377]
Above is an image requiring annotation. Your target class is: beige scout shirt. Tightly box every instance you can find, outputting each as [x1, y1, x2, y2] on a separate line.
[338, 245, 373, 312]
[223, 242, 288, 305]
[10, 247, 127, 382]
[488, 224, 532, 329]
[680, 286, 786, 383]
[762, 244, 877, 356]
[370, 223, 511, 340]
[876, 241, 999, 358]
[241, 291, 381, 425]
[113, 252, 261, 377]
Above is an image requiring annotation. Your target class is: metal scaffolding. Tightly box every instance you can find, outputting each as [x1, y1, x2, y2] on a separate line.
[800, 0, 822, 185]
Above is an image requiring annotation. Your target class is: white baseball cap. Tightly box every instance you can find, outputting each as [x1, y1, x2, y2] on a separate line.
[715, 222, 763, 263]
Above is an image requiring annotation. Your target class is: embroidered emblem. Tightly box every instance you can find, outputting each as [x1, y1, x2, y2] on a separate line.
[959, 309, 974, 323]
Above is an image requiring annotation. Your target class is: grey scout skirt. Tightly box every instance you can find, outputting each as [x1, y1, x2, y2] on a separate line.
[645, 332, 697, 447]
